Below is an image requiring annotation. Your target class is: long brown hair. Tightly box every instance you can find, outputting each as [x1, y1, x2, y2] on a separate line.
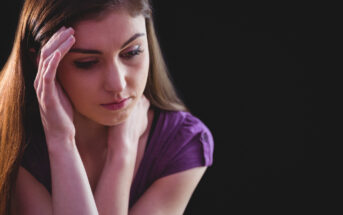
[0, 0, 186, 213]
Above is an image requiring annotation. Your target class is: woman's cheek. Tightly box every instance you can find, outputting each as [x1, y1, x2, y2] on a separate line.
[56, 63, 91, 102]
[138, 52, 150, 80]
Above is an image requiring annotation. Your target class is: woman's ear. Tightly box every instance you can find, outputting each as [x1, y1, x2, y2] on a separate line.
[29, 48, 40, 67]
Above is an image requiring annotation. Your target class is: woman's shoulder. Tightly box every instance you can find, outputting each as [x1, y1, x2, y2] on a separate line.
[157, 109, 212, 138]
[151, 108, 214, 168]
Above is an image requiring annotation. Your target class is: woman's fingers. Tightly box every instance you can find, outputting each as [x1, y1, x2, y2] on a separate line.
[38, 27, 74, 72]
[35, 27, 75, 103]
[41, 51, 61, 107]
[37, 27, 65, 72]
[34, 53, 53, 90]
[35, 26, 72, 89]
[34, 26, 65, 81]
[33, 27, 77, 141]
[48, 26, 66, 42]
[41, 34, 75, 86]
[57, 35, 75, 59]
[39, 34, 75, 102]
[40, 27, 74, 59]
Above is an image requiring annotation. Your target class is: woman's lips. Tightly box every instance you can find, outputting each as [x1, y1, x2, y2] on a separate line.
[100, 98, 130, 111]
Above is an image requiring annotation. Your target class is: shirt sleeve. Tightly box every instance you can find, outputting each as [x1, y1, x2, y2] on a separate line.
[158, 112, 214, 178]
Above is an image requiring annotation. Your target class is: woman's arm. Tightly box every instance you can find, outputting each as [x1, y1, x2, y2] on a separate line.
[14, 26, 99, 215]
[48, 139, 99, 215]
[12, 141, 99, 215]
[94, 150, 206, 215]
[93, 98, 207, 215]
[129, 167, 207, 215]
[94, 96, 149, 215]
[94, 143, 137, 215]
[12, 139, 98, 215]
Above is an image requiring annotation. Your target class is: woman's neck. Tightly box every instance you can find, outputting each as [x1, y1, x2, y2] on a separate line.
[73, 111, 108, 157]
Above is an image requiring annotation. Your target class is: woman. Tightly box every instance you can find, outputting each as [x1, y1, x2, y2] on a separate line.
[0, 0, 214, 214]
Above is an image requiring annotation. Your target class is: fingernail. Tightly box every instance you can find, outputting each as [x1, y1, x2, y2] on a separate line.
[67, 27, 74, 34]
[67, 35, 75, 44]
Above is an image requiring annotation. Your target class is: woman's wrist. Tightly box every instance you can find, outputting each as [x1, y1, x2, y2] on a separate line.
[106, 139, 137, 166]
[46, 134, 77, 155]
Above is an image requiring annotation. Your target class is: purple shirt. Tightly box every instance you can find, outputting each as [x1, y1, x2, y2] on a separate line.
[21, 109, 214, 208]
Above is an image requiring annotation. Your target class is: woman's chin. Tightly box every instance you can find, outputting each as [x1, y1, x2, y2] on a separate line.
[99, 97, 138, 126]
[100, 110, 130, 126]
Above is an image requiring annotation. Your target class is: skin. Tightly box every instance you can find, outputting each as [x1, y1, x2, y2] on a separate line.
[55, 9, 149, 146]
[13, 8, 207, 215]
[56, 9, 151, 167]
[33, 8, 151, 213]
[58, 9, 150, 127]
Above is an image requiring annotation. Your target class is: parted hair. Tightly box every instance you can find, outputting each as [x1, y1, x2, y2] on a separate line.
[0, 0, 186, 214]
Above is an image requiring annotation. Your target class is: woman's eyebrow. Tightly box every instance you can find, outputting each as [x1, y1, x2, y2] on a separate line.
[69, 48, 102, 54]
[69, 33, 145, 54]
[121, 33, 145, 48]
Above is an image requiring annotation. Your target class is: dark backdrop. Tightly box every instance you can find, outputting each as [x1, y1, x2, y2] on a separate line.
[1, 1, 325, 214]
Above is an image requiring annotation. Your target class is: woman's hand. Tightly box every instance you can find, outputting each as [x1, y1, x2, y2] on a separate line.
[94, 96, 150, 215]
[107, 95, 150, 152]
[34, 26, 76, 146]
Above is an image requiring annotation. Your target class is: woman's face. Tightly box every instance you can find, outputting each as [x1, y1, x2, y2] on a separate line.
[57, 9, 149, 126]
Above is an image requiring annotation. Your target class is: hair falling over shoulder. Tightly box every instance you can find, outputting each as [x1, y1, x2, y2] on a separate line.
[0, 16, 27, 215]
[0, 0, 187, 213]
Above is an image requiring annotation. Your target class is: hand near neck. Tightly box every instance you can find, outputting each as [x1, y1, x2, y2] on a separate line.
[94, 95, 151, 215]
[106, 95, 150, 153]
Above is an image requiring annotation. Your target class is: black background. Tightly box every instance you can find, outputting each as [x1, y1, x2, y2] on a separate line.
[1, 1, 328, 214]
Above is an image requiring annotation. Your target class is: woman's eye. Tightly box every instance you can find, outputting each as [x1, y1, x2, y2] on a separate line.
[120, 46, 143, 59]
[73, 60, 98, 69]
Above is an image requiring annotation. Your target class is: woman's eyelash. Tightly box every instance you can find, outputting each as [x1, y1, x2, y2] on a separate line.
[73, 47, 143, 69]
[121, 47, 143, 58]
[74, 60, 98, 69]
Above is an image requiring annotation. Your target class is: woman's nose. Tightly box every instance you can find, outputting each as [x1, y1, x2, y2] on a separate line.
[103, 63, 126, 93]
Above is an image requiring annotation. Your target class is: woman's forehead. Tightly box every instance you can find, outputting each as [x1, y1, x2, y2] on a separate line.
[71, 10, 146, 50]
[74, 9, 145, 33]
